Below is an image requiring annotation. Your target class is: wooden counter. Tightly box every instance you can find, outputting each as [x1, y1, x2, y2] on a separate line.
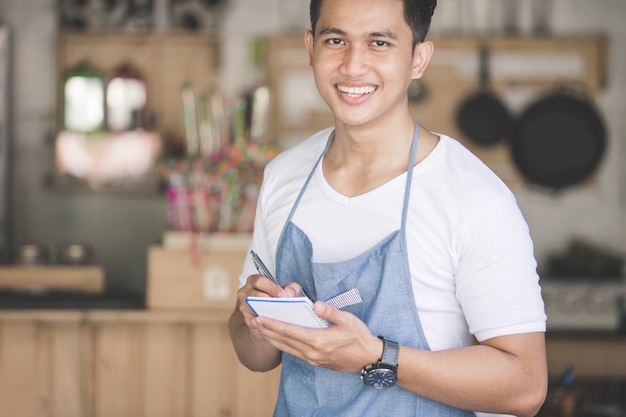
[1, 308, 624, 417]
[545, 332, 626, 379]
[0, 309, 280, 417]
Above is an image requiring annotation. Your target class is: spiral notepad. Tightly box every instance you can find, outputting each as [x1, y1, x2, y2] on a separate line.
[246, 296, 330, 329]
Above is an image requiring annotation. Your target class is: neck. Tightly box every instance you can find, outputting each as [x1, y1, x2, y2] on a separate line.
[331, 112, 416, 166]
[323, 114, 419, 197]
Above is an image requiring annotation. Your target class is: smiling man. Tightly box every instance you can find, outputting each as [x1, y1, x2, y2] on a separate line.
[228, 1, 548, 416]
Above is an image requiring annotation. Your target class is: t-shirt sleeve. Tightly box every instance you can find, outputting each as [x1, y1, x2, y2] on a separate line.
[454, 193, 547, 342]
[238, 166, 275, 288]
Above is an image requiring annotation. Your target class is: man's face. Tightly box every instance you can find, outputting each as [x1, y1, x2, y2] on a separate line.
[305, 0, 426, 129]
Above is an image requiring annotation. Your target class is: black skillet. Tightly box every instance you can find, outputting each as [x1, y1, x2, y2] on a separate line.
[510, 90, 607, 190]
[456, 45, 513, 146]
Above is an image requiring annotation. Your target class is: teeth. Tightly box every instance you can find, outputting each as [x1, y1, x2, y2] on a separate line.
[337, 85, 376, 96]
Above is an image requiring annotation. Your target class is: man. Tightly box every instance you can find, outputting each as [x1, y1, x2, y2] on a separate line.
[229, 0, 548, 416]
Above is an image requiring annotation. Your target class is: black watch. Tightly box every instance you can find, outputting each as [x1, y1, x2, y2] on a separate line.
[360, 336, 399, 389]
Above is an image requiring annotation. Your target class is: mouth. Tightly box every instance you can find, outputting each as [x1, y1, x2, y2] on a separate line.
[336, 84, 377, 98]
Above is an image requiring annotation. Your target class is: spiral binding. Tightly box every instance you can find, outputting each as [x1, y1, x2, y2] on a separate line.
[325, 288, 362, 310]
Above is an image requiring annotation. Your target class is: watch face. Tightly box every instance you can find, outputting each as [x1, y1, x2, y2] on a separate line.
[362, 368, 397, 389]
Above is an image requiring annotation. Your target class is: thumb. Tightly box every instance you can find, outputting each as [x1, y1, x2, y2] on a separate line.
[313, 300, 340, 323]
[282, 282, 301, 297]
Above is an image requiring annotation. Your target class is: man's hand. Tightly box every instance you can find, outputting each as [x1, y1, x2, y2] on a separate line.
[234, 274, 302, 342]
[250, 300, 382, 373]
[229, 274, 306, 372]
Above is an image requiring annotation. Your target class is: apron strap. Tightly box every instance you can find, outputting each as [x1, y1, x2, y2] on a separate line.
[278, 130, 335, 245]
[278, 122, 419, 250]
[400, 121, 420, 232]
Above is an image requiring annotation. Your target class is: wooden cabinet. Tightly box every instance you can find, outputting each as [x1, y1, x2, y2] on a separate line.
[0, 310, 280, 417]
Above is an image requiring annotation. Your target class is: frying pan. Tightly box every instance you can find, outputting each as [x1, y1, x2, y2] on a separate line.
[510, 90, 606, 190]
[456, 45, 513, 146]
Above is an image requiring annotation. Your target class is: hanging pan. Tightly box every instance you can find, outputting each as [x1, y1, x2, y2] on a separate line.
[510, 89, 607, 191]
[456, 45, 513, 146]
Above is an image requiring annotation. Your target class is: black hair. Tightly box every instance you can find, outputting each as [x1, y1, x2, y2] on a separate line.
[309, 0, 437, 48]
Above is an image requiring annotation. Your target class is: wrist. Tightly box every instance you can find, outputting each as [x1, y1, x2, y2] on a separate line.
[365, 335, 384, 365]
[360, 336, 399, 389]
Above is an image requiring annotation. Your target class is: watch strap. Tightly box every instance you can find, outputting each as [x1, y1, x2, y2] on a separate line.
[378, 336, 399, 368]
[360, 336, 399, 389]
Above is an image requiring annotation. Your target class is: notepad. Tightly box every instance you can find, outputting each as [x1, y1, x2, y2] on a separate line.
[246, 296, 330, 329]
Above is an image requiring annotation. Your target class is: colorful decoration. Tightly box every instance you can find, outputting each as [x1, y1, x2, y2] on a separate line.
[159, 139, 279, 234]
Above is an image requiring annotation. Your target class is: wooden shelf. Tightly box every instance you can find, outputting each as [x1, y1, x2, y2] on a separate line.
[0, 265, 105, 293]
[56, 31, 221, 141]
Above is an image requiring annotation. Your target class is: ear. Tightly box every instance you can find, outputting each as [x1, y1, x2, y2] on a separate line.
[411, 40, 434, 80]
[305, 30, 315, 66]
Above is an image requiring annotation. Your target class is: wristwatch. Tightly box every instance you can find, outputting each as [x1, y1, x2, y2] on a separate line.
[360, 336, 399, 389]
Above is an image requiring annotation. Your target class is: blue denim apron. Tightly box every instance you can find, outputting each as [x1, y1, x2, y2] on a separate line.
[273, 123, 475, 416]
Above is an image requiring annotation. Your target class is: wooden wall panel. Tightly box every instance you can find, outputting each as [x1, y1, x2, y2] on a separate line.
[0, 311, 290, 417]
[91, 323, 141, 417]
[189, 322, 236, 417]
[49, 323, 85, 417]
[142, 323, 189, 417]
[234, 363, 281, 417]
[0, 322, 49, 417]
[0, 313, 85, 417]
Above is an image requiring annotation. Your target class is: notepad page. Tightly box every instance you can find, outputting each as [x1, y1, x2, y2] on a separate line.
[246, 297, 330, 329]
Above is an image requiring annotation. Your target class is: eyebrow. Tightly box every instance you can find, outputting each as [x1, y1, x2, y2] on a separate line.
[318, 27, 347, 36]
[369, 31, 398, 40]
[318, 27, 398, 40]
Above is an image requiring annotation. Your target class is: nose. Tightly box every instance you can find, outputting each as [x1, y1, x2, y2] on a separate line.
[339, 45, 369, 77]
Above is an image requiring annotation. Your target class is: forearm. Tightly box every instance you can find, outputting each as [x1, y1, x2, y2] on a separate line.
[228, 304, 282, 372]
[396, 333, 547, 417]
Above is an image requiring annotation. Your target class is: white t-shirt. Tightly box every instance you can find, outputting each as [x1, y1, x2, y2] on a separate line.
[241, 128, 546, 351]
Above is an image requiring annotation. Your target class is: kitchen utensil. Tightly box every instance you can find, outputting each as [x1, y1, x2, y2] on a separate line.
[510, 89, 606, 190]
[58, 243, 93, 265]
[531, 0, 553, 34]
[249, 85, 270, 144]
[106, 64, 147, 132]
[17, 243, 48, 265]
[62, 61, 105, 133]
[456, 45, 512, 146]
[545, 239, 624, 279]
[180, 82, 199, 156]
[408, 79, 428, 103]
[501, 0, 519, 34]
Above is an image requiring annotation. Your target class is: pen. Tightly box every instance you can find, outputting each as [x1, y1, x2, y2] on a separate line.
[250, 250, 279, 285]
[250, 250, 363, 310]
[250, 250, 310, 299]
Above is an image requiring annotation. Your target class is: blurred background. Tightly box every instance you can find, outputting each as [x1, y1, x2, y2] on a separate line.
[0, 0, 624, 296]
[0, 1, 625, 416]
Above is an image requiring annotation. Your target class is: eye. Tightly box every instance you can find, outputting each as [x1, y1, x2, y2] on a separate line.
[326, 38, 345, 46]
[371, 40, 389, 47]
